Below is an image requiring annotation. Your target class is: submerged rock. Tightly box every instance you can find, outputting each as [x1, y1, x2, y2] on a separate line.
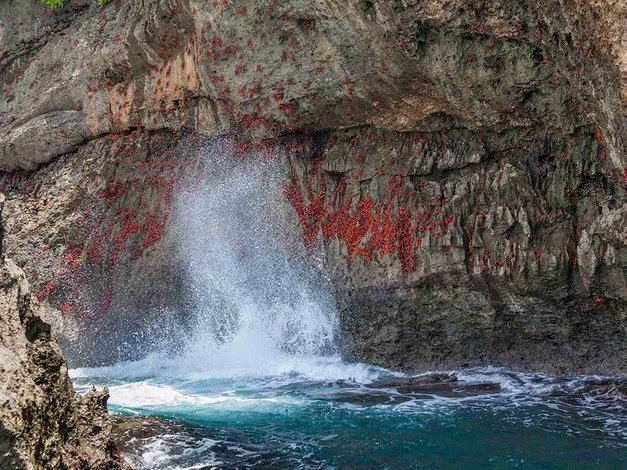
[369, 373, 502, 396]
[370, 373, 459, 389]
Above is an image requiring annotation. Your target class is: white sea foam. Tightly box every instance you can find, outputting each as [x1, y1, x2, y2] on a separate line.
[454, 367, 562, 395]
[71, 352, 385, 384]
[137, 434, 222, 469]
[73, 146, 384, 388]
[104, 382, 305, 410]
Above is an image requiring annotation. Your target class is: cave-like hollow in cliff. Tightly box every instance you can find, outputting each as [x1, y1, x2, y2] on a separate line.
[1, 0, 626, 467]
[1, 0, 625, 375]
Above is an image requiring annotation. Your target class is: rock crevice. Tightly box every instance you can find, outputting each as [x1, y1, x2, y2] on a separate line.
[0, 0, 625, 373]
[0, 198, 124, 469]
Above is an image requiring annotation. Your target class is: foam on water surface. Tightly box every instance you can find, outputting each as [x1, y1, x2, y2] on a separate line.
[71, 352, 384, 383]
[70, 143, 626, 469]
[73, 362, 626, 469]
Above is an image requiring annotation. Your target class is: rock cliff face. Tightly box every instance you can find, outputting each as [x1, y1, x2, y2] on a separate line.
[0, 0, 625, 373]
[0, 198, 123, 468]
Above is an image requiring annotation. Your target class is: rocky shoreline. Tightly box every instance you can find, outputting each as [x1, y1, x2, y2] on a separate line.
[0, 195, 124, 468]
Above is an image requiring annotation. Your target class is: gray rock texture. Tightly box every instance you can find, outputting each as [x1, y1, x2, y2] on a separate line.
[0, 0, 625, 373]
[0, 201, 124, 467]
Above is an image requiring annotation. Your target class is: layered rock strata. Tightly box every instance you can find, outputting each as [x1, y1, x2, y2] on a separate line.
[0, 0, 625, 373]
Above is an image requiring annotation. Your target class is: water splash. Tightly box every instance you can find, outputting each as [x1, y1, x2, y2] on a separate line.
[69, 139, 627, 469]
[131, 138, 340, 378]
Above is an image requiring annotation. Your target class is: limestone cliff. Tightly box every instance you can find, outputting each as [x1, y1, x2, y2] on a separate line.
[0, 0, 625, 373]
[0, 198, 123, 467]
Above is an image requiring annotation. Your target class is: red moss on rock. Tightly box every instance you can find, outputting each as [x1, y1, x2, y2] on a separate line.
[142, 213, 169, 250]
[284, 163, 453, 272]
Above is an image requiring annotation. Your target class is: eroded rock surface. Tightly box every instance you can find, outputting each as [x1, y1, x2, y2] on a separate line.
[0, 0, 625, 373]
[0, 196, 123, 468]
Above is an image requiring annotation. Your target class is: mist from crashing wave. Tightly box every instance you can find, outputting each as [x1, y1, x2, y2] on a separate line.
[129, 137, 341, 379]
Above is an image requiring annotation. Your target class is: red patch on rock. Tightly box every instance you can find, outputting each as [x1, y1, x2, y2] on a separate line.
[593, 295, 607, 304]
[284, 169, 453, 273]
[142, 213, 169, 250]
[36, 282, 56, 301]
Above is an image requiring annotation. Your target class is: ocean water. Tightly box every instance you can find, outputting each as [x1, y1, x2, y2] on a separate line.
[70, 143, 625, 469]
[72, 359, 626, 469]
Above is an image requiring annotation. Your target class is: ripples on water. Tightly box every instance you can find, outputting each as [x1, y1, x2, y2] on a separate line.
[72, 360, 626, 469]
[71, 144, 625, 468]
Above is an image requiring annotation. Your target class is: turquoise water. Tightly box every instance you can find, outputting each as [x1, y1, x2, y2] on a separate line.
[72, 360, 626, 469]
[69, 152, 626, 468]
